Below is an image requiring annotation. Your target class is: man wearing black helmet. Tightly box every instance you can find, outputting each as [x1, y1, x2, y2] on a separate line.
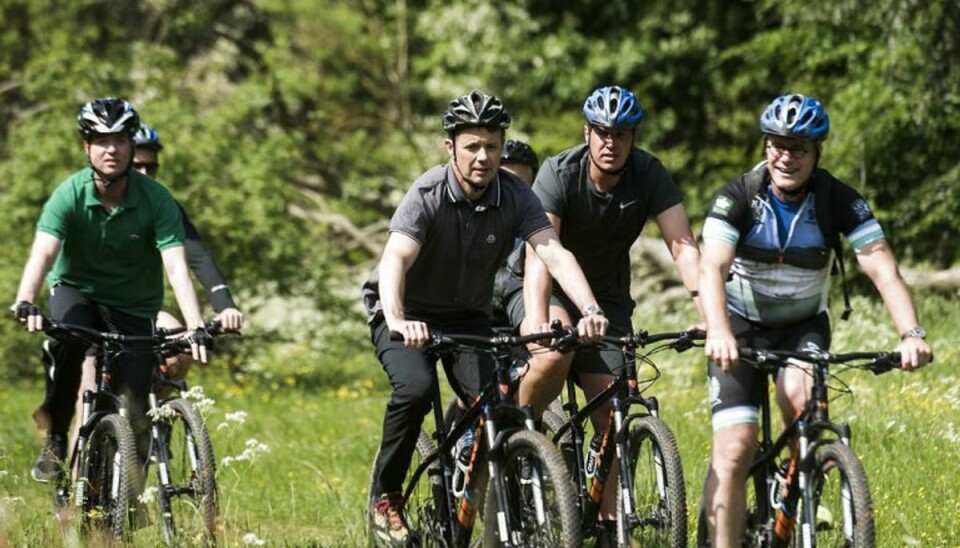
[361, 91, 608, 546]
[699, 93, 932, 546]
[501, 85, 703, 543]
[10, 98, 211, 482]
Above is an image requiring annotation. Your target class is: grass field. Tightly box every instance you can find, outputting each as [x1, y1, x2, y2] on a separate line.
[1, 294, 958, 546]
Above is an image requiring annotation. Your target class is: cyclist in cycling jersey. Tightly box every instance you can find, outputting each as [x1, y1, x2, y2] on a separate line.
[502, 85, 702, 543]
[10, 98, 211, 483]
[699, 93, 933, 546]
[361, 90, 608, 547]
[491, 139, 539, 327]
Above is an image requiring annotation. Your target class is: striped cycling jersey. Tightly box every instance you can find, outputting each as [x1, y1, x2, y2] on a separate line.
[703, 164, 884, 325]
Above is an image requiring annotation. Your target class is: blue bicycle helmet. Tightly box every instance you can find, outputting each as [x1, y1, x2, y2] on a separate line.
[133, 124, 164, 150]
[760, 94, 830, 142]
[582, 85, 644, 129]
[442, 90, 511, 135]
[501, 140, 539, 169]
[77, 98, 140, 140]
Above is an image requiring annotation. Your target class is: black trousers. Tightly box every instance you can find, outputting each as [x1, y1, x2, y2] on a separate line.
[369, 317, 495, 496]
[40, 285, 156, 442]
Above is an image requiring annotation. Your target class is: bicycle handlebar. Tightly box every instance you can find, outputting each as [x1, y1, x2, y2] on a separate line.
[553, 327, 706, 353]
[389, 328, 559, 351]
[42, 318, 227, 352]
[739, 347, 901, 374]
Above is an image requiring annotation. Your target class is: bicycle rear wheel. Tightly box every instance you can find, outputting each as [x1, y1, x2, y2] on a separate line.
[803, 442, 875, 547]
[483, 429, 580, 547]
[622, 415, 687, 547]
[77, 413, 141, 541]
[156, 397, 219, 544]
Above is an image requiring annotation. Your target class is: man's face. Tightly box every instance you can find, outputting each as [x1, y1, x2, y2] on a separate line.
[765, 136, 817, 196]
[500, 162, 534, 185]
[133, 148, 160, 178]
[445, 127, 503, 197]
[84, 134, 133, 179]
[584, 124, 634, 172]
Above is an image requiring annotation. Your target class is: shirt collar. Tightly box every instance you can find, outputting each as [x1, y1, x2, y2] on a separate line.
[444, 163, 501, 210]
[82, 167, 141, 210]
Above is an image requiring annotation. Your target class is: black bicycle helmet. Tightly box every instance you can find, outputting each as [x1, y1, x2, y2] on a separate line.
[133, 124, 164, 150]
[77, 98, 140, 140]
[501, 140, 538, 169]
[442, 90, 511, 134]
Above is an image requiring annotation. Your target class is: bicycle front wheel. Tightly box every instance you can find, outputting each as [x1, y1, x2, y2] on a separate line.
[78, 413, 142, 541]
[483, 429, 580, 547]
[156, 397, 219, 544]
[622, 415, 687, 547]
[803, 442, 875, 547]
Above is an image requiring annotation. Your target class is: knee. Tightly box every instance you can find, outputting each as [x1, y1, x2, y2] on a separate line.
[711, 429, 756, 479]
[527, 351, 572, 379]
[392, 377, 434, 410]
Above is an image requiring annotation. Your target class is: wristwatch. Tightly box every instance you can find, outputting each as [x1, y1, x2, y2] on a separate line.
[900, 326, 927, 340]
[583, 304, 605, 317]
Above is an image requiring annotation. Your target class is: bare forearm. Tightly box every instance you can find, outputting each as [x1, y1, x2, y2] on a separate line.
[15, 234, 61, 303]
[700, 266, 731, 335]
[875, 273, 921, 335]
[378, 256, 407, 326]
[522, 243, 552, 326]
[543, 247, 597, 314]
[168, 268, 204, 329]
[672, 241, 704, 321]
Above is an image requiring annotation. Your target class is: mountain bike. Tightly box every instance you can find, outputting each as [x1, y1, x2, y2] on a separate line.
[696, 347, 900, 547]
[540, 328, 704, 547]
[366, 326, 580, 547]
[145, 322, 230, 545]
[40, 320, 220, 542]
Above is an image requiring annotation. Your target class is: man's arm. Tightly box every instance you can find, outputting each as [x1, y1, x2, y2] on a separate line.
[11, 232, 62, 331]
[179, 205, 243, 330]
[377, 232, 429, 347]
[700, 238, 738, 370]
[161, 245, 205, 329]
[522, 212, 561, 331]
[854, 240, 933, 369]
[526, 227, 607, 339]
[655, 203, 704, 322]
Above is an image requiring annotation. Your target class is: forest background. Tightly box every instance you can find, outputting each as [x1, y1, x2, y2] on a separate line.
[0, 0, 958, 544]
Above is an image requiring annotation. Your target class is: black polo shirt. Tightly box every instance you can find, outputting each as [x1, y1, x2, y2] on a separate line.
[521, 143, 682, 306]
[362, 163, 552, 323]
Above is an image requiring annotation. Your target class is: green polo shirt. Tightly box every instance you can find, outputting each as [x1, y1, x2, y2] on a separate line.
[37, 167, 185, 318]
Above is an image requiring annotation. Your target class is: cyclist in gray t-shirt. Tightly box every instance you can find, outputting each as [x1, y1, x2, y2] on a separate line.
[505, 85, 703, 537]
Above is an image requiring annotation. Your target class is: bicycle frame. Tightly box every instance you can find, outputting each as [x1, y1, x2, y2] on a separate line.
[743, 351, 896, 546]
[401, 335, 544, 546]
[548, 329, 701, 536]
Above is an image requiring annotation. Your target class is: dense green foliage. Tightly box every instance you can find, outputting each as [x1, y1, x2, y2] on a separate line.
[0, 0, 957, 376]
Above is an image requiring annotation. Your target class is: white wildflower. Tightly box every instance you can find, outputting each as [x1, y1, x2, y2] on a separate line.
[241, 532, 266, 545]
[147, 402, 178, 422]
[138, 486, 158, 504]
[182, 385, 216, 414]
[221, 438, 270, 467]
[217, 410, 248, 431]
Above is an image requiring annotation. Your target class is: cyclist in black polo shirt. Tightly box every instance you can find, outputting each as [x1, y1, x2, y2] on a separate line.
[503, 85, 703, 542]
[361, 90, 609, 547]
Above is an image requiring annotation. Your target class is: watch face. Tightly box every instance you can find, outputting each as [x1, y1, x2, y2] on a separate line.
[904, 327, 926, 339]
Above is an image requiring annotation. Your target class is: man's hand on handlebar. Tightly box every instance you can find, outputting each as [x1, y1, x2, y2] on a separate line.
[10, 300, 43, 332]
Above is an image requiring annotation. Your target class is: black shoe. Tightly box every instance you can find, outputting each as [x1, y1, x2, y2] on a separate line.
[31, 433, 67, 483]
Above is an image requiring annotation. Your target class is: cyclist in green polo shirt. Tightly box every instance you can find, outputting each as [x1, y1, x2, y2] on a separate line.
[10, 97, 211, 482]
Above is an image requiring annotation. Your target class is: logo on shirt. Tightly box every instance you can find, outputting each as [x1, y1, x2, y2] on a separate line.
[850, 199, 872, 222]
[486, 234, 497, 244]
[129, 234, 141, 240]
[620, 199, 639, 210]
[712, 196, 733, 216]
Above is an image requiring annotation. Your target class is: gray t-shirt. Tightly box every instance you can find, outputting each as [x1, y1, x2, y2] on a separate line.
[505, 143, 682, 308]
[362, 164, 552, 323]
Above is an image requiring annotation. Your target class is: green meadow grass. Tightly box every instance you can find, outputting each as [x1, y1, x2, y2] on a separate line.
[1, 294, 957, 546]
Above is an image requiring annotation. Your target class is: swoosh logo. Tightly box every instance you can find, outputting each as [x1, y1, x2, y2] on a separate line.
[620, 200, 639, 210]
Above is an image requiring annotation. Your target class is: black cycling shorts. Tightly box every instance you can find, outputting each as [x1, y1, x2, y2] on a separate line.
[707, 312, 830, 431]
